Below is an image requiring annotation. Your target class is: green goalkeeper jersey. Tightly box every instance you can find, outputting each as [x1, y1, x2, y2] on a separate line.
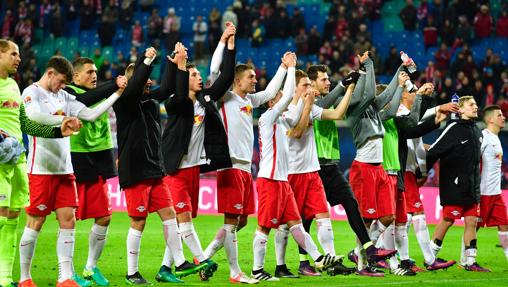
[313, 118, 340, 163]
[0, 77, 60, 142]
[382, 118, 400, 172]
[67, 84, 113, 152]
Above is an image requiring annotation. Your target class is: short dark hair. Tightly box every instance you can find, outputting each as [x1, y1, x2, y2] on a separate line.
[295, 69, 308, 85]
[234, 63, 255, 78]
[186, 63, 196, 70]
[0, 39, 14, 52]
[306, 65, 328, 81]
[482, 104, 502, 123]
[46, 56, 73, 82]
[72, 57, 94, 72]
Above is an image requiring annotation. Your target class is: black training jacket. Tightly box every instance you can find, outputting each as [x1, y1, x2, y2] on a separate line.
[162, 48, 235, 174]
[113, 56, 174, 189]
[426, 119, 483, 206]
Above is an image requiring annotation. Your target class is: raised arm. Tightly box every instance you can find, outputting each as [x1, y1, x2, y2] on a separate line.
[315, 71, 359, 109]
[249, 57, 290, 107]
[379, 72, 408, 121]
[209, 23, 235, 84]
[164, 42, 189, 114]
[206, 24, 236, 101]
[76, 91, 122, 121]
[373, 65, 403, 111]
[68, 76, 126, 107]
[117, 47, 156, 105]
[150, 54, 178, 102]
[321, 83, 355, 120]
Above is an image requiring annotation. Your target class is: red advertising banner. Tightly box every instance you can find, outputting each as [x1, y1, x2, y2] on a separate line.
[107, 177, 508, 225]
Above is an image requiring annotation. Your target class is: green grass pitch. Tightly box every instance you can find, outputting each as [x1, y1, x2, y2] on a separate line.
[13, 212, 508, 286]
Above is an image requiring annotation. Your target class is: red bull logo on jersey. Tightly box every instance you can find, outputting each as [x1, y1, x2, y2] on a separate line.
[194, 114, 204, 125]
[0, 99, 19, 109]
[239, 105, 253, 115]
[23, 96, 32, 104]
[496, 153, 503, 161]
[53, 109, 66, 116]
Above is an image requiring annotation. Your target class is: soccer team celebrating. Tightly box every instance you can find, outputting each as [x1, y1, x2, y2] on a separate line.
[0, 21, 507, 287]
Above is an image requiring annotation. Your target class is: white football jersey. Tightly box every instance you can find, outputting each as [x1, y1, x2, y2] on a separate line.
[22, 84, 86, 174]
[218, 66, 287, 172]
[480, 129, 503, 196]
[179, 101, 206, 169]
[282, 102, 323, 174]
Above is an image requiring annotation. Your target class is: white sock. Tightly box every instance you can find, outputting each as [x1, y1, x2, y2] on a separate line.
[275, 224, 289, 266]
[127, 228, 142, 276]
[355, 238, 366, 271]
[429, 240, 442, 257]
[86, 224, 108, 271]
[289, 224, 321, 261]
[180, 222, 206, 262]
[383, 224, 398, 270]
[412, 214, 435, 265]
[19, 227, 39, 282]
[498, 231, 508, 261]
[316, 218, 335, 256]
[162, 246, 173, 268]
[163, 219, 185, 267]
[223, 224, 241, 277]
[465, 247, 477, 266]
[369, 221, 387, 244]
[406, 213, 413, 234]
[252, 230, 268, 271]
[203, 227, 226, 259]
[460, 236, 466, 265]
[394, 225, 409, 261]
[57, 229, 75, 282]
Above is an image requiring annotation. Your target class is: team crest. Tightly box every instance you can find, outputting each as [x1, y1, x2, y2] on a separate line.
[239, 105, 253, 115]
[271, 218, 278, 224]
[451, 210, 460, 216]
[136, 206, 146, 212]
[36, 204, 47, 211]
[176, 202, 186, 209]
[194, 115, 204, 125]
[367, 208, 376, 214]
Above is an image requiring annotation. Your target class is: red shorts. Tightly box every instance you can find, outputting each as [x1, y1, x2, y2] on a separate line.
[124, 177, 173, 218]
[76, 176, 112, 220]
[165, 166, 200, 218]
[349, 161, 395, 219]
[288, 172, 329, 220]
[479, 194, 508, 227]
[442, 203, 480, 220]
[26, 174, 79, 216]
[257, 178, 301, 229]
[404, 172, 424, 213]
[217, 168, 256, 215]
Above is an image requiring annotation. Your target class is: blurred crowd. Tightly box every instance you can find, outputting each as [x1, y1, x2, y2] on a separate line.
[1, 0, 507, 112]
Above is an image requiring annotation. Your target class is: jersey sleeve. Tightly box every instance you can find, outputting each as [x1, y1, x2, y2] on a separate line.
[67, 93, 87, 117]
[311, 104, 323, 120]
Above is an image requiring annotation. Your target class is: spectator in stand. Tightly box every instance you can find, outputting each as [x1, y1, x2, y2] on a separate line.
[356, 23, 371, 43]
[462, 55, 478, 79]
[147, 8, 162, 45]
[472, 79, 485, 108]
[485, 84, 496, 106]
[103, 0, 119, 23]
[423, 15, 438, 49]
[18, 2, 28, 20]
[417, 0, 428, 28]
[208, 8, 222, 54]
[129, 47, 138, 63]
[385, 46, 401, 75]
[2, 10, 14, 39]
[250, 19, 265, 47]
[49, 3, 63, 38]
[193, 15, 208, 60]
[457, 76, 474, 97]
[400, 0, 418, 31]
[115, 51, 128, 72]
[222, 6, 238, 31]
[434, 42, 451, 72]
[65, 0, 79, 26]
[429, 0, 445, 29]
[496, 11, 508, 37]
[319, 41, 332, 61]
[119, 0, 134, 28]
[425, 60, 436, 82]
[329, 50, 344, 72]
[99, 14, 116, 46]
[131, 20, 143, 48]
[475, 5, 494, 39]
[291, 7, 306, 37]
[80, 0, 95, 30]
[274, 9, 290, 38]
[14, 19, 33, 46]
[438, 77, 454, 105]
[456, 15, 473, 45]
[370, 47, 383, 73]
[295, 28, 308, 55]
[163, 7, 181, 52]
[440, 19, 455, 47]
[92, 47, 105, 70]
[307, 26, 322, 55]
[335, 15, 348, 39]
